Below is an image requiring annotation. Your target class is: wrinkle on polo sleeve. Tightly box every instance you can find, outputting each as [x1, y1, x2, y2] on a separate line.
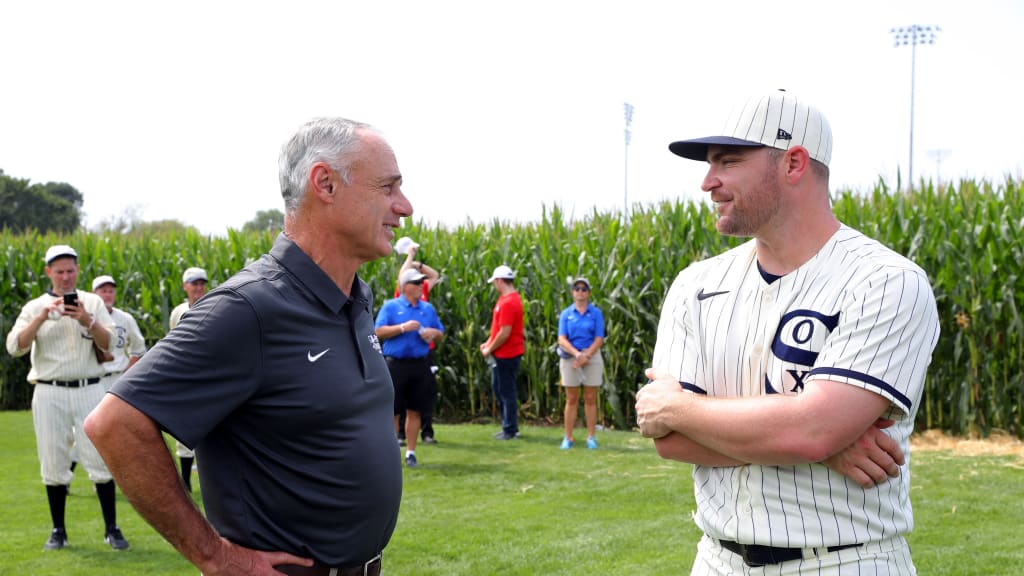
[111, 289, 262, 449]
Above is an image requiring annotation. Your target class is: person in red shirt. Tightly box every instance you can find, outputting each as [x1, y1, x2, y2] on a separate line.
[479, 265, 525, 440]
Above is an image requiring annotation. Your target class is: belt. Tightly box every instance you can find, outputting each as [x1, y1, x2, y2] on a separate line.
[718, 538, 862, 567]
[276, 553, 381, 576]
[102, 372, 121, 378]
[36, 378, 100, 388]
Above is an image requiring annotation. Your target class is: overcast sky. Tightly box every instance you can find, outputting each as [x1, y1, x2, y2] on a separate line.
[2, 0, 1020, 235]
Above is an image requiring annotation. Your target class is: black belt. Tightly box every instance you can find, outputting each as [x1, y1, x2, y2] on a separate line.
[103, 372, 121, 378]
[718, 538, 862, 567]
[276, 553, 381, 576]
[36, 378, 100, 388]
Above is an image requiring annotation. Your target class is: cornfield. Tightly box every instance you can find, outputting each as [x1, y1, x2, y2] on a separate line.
[2, 178, 1021, 437]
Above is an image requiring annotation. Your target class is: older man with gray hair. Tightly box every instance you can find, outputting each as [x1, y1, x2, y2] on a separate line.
[87, 118, 412, 576]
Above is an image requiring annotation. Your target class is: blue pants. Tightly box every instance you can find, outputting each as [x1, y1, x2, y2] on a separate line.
[491, 356, 521, 435]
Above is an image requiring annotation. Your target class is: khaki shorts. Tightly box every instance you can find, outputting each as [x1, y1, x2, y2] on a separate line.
[559, 351, 604, 387]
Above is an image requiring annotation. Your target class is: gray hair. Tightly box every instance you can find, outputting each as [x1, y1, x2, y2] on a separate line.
[278, 117, 380, 215]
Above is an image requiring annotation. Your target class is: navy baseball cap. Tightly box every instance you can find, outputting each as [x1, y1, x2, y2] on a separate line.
[669, 89, 832, 167]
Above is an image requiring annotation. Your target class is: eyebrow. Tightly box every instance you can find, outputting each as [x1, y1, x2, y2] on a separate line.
[707, 146, 761, 163]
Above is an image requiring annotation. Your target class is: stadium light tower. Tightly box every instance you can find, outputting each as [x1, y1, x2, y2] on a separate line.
[623, 102, 634, 216]
[891, 25, 940, 191]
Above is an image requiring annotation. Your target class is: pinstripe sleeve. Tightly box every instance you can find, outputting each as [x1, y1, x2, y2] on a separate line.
[652, 270, 704, 393]
[807, 267, 939, 416]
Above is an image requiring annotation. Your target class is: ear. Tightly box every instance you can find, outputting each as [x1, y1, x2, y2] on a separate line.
[782, 146, 811, 185]
[309, 162, 337, 203]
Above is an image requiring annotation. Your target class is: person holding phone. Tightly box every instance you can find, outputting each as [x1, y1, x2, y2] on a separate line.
[5, 245, 129, 551]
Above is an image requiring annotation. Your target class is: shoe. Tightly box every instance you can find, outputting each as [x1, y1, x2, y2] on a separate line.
[586, 436, 599, 450]
[105, 526, 130, 550]
[398, 438, 406, 447]
[495, 432, 520, 441]
[44, 528, 67, 550]
[423, 436, 437, 444]
[405, 453, 418, 468]
[560, 437, 574, 450]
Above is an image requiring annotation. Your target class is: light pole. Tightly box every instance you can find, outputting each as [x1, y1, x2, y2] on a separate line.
[891, 25, 940, 191]
[928, 148, 952, 185]
[623, 102, 634, 216]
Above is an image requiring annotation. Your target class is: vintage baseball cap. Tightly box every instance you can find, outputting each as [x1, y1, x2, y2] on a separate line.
[182, 267, 208, 284]
[91, 275, 117, 291]
[394, 236, 419, 256]
[487, 265, 516, 283]
[400, 268, 428, 287]
[44, 245, 78, 265]
[669, 89, 832, 167]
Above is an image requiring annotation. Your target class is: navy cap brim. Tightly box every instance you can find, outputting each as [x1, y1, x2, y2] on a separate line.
[668, 136, 765, 161]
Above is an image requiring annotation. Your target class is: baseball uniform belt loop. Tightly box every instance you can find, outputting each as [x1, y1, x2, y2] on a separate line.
[36, 378, 101, 388]
[718, 538, 862, 567]
[275, 553, 381, 576]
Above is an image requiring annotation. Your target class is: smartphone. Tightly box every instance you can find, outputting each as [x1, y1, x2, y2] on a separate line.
[63, 292, 79, 307]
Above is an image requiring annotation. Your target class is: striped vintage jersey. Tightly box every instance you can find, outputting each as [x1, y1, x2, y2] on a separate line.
[102, 306, 147, 373]
[652, 225, 940, 548]
[5, 291, 115, 382]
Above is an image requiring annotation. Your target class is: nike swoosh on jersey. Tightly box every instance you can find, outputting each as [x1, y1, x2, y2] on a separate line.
[307, 348, 330, 362]
[696, 288, 730, 301]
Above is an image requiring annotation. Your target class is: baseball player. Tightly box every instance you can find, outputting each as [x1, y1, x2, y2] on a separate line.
[168, 266, 208, 491]
[91, 275, 147, 389]
[635, 90, 940, 574]
[4, 245, 130, 551]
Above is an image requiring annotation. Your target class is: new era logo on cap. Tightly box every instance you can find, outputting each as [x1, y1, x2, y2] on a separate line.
[669, 89, 832, 167]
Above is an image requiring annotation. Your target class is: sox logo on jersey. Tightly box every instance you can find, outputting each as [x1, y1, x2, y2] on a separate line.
[652, 225, 940, 549]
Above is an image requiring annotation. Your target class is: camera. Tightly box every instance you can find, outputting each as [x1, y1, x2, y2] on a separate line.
[63, 292, 79, 307]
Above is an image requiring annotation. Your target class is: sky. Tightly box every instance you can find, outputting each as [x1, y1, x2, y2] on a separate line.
[2, 1, 1021, 235]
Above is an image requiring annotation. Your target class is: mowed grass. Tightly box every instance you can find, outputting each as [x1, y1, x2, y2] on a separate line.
[1, 410, 1022, 575]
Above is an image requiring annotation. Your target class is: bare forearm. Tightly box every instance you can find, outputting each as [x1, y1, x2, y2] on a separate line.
[85, 396, 222, 571]
[653, 432, 744, 466]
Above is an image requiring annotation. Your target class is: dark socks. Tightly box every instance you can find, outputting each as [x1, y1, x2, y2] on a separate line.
[45, 484, 68, 529]
[180, 457, 194, 491]
[95, 481, 118, 529]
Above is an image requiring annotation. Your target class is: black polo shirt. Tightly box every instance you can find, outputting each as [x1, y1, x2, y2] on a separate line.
[111, 234, 401, 566]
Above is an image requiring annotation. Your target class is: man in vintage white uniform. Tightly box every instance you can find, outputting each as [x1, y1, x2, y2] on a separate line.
[168, 265, 208, 491]
[91, 275, 146, 388]
[5, 245, 129, 551]
[636, 90, 940, 574]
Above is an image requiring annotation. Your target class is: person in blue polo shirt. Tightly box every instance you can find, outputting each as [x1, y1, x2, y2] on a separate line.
[375, 268, 445, 468]
[556, 277, 606, 450]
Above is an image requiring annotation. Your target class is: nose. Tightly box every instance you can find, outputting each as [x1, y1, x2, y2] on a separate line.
[701, 169, 720, 193]
[394, 187, 413, 218]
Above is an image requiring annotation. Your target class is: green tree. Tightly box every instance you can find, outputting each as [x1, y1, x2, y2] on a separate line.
[0, 169, 82, 232]
[241, 208, 284, 233]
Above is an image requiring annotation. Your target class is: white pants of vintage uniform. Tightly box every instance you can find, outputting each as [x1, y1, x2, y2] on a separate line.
[32, 382, 112, 485]
[691, 534, 916, 575]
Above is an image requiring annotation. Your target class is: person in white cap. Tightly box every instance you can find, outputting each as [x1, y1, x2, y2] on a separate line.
[636, 89, 939, 573]
[167, 266, 208, 492]
[480, 264, 525, 440]
[91, 275, 147, 391]
[5, 245, 129, 551]
[392, 237, 442, 445]
[375, 268, 446, 468]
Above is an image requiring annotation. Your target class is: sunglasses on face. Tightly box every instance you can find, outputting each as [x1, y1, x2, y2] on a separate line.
[573, 285, 589, 292]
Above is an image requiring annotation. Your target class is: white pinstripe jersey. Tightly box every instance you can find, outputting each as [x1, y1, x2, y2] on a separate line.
[101, 306, 147, 373]
[652, 225, 940, 548]
[5, 291, 115, 382]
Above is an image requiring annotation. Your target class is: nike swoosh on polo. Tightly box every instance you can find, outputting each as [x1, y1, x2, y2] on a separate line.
[696, 288, 730, 301]
[307, 349, 330, 362]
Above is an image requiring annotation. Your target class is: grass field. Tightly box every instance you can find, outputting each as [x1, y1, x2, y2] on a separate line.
[1, 411, 1022, 575]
